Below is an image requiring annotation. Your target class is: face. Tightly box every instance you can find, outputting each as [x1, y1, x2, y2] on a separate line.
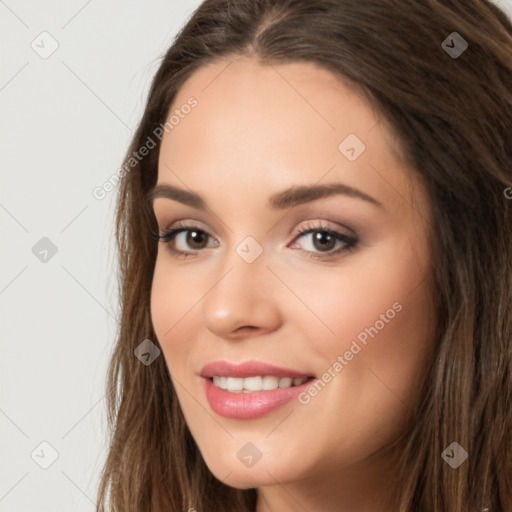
[150, 56, 437, 495]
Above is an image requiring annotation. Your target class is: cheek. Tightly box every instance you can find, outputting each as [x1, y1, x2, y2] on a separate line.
[150, 256, 202, 333]
[358, 272, 436, 404]
[290, 262, 435, 466]
[292, 241, 432, 350]
[293, 239, 435, 413]
[150, 264, 171, 344]
[150, 260, 191, 362]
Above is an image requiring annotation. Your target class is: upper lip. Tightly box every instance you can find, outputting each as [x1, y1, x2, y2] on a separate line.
[200, 360, 314, 379]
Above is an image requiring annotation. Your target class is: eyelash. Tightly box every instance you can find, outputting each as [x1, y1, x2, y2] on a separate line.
[153, 221, 358, 261]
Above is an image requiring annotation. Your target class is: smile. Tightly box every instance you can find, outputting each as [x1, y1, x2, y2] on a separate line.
[211, 375, 310, 392]
[200, 360, 317, 419]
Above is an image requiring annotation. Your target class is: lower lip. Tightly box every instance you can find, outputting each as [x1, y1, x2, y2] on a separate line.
[203, 377, 316, 419]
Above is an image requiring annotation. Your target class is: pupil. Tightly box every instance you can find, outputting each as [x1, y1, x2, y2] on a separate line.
[187, 230, 207, 249]
[313, 231, 335, 251]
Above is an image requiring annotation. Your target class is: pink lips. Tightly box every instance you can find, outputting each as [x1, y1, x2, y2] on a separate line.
[200, 360, 316, 420]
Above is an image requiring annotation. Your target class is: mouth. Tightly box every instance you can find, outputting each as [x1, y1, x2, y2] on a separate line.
[200, 359, 315, 380]
[209, 375, 314, 392]
[199, 360, 317, 419]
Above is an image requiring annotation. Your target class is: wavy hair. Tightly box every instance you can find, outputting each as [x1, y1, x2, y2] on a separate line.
[96, 0, 512, 510]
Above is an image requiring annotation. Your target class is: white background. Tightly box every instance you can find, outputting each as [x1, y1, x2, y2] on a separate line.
[1, 0, 511, 510]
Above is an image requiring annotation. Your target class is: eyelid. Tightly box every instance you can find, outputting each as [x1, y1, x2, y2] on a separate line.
[158, 217, 354, 237]
[155, 218, 358, 260]
[157, 218, 212, 237]
[294, 219, 355, 237]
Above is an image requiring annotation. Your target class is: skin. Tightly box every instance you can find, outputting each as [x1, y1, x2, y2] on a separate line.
[150, 56, 437, 512]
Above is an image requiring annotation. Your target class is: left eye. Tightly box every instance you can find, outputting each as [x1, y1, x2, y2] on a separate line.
[156, 222, 358, 260]
[291, 225, 357, 257]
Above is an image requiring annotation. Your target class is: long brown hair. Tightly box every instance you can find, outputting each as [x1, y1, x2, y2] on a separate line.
[96, 1, 512, 510]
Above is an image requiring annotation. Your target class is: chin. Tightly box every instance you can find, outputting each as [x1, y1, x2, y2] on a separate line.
[203, 450, 300, 489]
[212, 469, 275, 490]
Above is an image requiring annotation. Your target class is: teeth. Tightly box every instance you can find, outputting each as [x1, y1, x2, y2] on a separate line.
[279, 377, 293, 388]
[226, 377, 243, 392]
[262, 376, 279, 390]
[212, 375, 309, 392]
[243, 376, 265, 391]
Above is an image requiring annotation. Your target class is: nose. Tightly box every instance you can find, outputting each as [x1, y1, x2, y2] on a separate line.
[201, 245, 282, 340]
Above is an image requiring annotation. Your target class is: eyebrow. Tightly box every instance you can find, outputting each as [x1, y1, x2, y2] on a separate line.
[146, 182, 383, 210]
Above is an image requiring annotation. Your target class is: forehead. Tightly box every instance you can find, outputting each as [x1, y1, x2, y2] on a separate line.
[164, 56, 380, 154]
[156, 56, 421, 216]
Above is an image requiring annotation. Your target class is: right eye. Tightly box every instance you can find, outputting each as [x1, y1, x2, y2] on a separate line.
[156, 223, 219, 258]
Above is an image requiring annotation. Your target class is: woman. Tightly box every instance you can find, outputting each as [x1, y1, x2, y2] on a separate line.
[96, 0, 512, 510]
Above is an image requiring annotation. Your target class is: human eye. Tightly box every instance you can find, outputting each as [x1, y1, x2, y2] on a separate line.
[153, 219, 358, 261]
[154, 220, 218, 259]
[289, 220, 358, 261]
